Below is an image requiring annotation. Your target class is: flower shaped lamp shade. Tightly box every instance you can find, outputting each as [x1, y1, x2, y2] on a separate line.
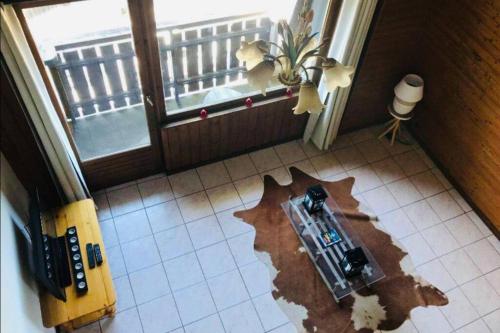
[235, 0, 355, 115]
[379, 74, 424, 145]
[322, 59, 355, 90]
[293, 81, 324, 114]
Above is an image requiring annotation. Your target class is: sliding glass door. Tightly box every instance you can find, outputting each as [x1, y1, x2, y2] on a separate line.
[22, 0, 153, 161]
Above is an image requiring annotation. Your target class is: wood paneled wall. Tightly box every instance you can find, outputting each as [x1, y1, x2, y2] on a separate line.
[340, 0, 500, 229]
[340, 0, 425, 132]
[162, 96, 307, 171]
[412, 0, 500, 228]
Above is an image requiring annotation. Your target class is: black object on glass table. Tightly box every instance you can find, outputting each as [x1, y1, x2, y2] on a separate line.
[303, 184, 328, 214]
[66, 227, 88, 295]
[93, 244, 103, 266]
[340, 247, 369, 278]
[86, 243, 96, 269]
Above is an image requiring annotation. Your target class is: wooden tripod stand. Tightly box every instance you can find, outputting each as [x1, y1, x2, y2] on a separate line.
[378, 104, 413, 145]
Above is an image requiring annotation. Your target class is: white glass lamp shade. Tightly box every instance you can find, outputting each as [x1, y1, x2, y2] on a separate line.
[293, 81, 325, 115]
[236, 40, 269, 70]
[246, 60, 275, 96]
[392, 98, 415, 115]
[322, 59, 355, 91]
[394, 74, 424, 103]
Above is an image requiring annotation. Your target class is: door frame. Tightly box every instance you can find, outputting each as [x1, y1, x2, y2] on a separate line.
[14, 0, 166, 190]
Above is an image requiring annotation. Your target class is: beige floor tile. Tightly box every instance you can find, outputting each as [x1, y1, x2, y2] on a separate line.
[415, 148, 436, 168]
[94, 192, 112, 221]
[445, 214, 483, 247]
[421, 224, 460, 256]
[394, 150, 428, 176]
[362, 186, 399, 216]
[261, 167, 292, 185]
[138, 176, 174, 207]
[169, 169, 204, 198]
[488, 235, 500, 253]
[100, 307, 143, 333]
[379, 136, 415, 156]
[177, 191, 214, 222]
[448, 189, 472, 212]
[440, 288, 479, 330]
[297, 139, 324, 158]
[485, 268, 500, 295]
[186, 215, 225, 250]
[196, 162, 231, 189]
[371, 157, 406, 184]
[403, 200, 441, 231]
[356, 138, 390, 162]
[410, 171, 445, 198]
[431, 168, 453, 190]
[333, 146, 367, 171]
[387, 178, 423, 206]
[417, 259, 457, 292]
[249, 148, 282, 173]
[440, 249, 482, 285]
[347, 165, 383, 192]
[466, 211, 493, 237]
[310, 152, 345, 179]
[427, 192, 464, 221]
[274, 141, 307, 164]
[400, 233, 436, 266]
[461, 276, 500, 316]
[146, 200, 184, 233]
[348, 127, 375, 144]
[224, 154, 258, 181]
[410, 305, 452, 333]
[330, 134, 352, 150]
[107, 185, 144, 217]
[455, 319, 491, 333]
[114, 210, 152, 244]
[206, 183, 243, 212]
[234, 175, 264, 204]
[287, 159, 319, 179]
[379, 208, 417, 239]
[483, 309, 500, 332]
[465, 239, 500, 274]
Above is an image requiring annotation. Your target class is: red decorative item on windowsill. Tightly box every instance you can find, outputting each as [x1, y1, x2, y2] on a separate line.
[286, 88, 293, 98]
[245, 97, 253, 108]
[200, 109, 208, 119]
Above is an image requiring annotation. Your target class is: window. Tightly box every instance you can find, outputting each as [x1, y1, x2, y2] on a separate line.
[153, 0, 329, 116]
[18, 0, 330, 161]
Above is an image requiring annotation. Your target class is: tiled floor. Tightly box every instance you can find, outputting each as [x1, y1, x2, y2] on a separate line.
[80, 125, 499, 333]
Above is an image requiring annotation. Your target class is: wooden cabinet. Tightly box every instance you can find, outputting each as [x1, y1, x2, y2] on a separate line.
[40, 199, 116, 331]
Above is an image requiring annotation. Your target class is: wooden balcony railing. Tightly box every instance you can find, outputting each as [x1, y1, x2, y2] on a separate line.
[45, 13, 272, 121]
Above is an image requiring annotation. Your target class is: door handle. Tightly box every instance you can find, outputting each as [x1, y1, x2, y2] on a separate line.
[145, 95, 154, 107]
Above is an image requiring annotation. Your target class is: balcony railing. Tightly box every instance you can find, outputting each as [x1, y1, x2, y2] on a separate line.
[45, 13, 272, 122]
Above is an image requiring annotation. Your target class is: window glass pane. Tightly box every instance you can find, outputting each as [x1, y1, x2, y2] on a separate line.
[23, 0, 151, 161]
[153, 0, 329, 116]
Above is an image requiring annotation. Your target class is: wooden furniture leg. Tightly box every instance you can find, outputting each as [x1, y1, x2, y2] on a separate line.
[378, 118, 398, 140]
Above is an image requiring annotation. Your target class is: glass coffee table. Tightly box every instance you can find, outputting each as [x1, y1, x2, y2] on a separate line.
[282, 190, 385, 303]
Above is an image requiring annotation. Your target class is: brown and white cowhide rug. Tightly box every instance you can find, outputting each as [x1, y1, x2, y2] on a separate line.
[234, 167, 448, 333]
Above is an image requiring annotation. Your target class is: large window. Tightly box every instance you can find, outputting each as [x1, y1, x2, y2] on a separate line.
[153, 0, 328, 116]
[18, 0, 329, 162]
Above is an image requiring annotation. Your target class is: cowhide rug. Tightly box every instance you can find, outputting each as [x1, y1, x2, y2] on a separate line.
[234, 167, 448, 333]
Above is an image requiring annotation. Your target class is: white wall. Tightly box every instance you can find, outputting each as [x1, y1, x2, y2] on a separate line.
[1, 153, 53, 333]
